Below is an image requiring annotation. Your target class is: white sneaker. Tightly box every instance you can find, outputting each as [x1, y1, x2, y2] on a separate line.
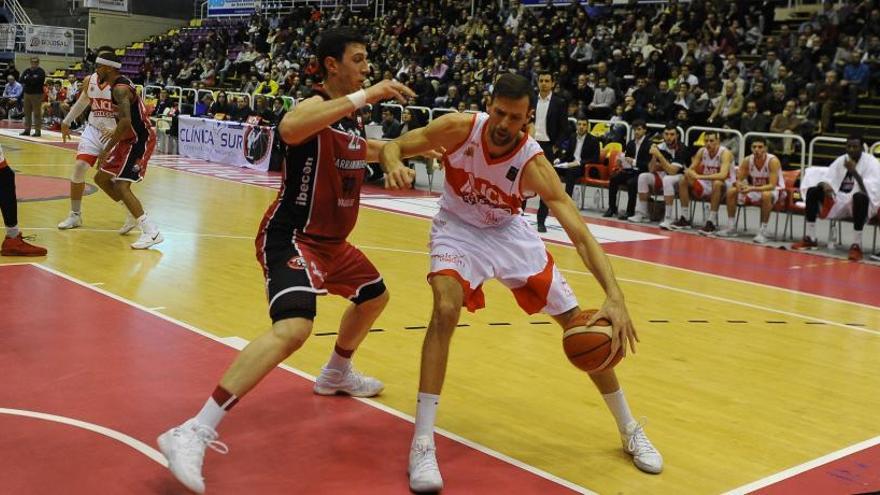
[131, 230, 163, 249]
[409, 436, 443, 492]
[714, 228, 736, 238]
[753, 232, 768, 244]
[658, 219, 673, 230]
[621, 420, 663, 474]
[157, 419, 229, 494]
[57, 211, 82, 230]
[627, 212, 649, 223]
[313, 366, 384, 397]
[119, 214, 138, 235]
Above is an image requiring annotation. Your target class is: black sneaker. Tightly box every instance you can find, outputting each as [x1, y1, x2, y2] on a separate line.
[19, 130, 29, 136]
[602, 208, 617, 218]
[537, 224, 547, 233]
[666, 217, 692, 231]
[698, 221, 717, 235]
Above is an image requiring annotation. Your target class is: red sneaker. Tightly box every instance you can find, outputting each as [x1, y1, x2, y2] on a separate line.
[848, 243, 863, 262]
[1, 234, 47, 256]
[791, 237, 819, 250]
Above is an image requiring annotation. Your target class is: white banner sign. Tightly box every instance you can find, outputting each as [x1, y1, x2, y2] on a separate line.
[83, 0, 128, 12]
[24, 25, 75, 55]
[207, 0, 257, 17]
[178, 116, 274, 172]
[0, 24, 15, 51]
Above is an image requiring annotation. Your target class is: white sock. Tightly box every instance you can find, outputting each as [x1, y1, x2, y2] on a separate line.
[636, 199, 647, 215]
[414, 392, 440, 442]
[684, 206, 691, 221]
[727, 215, 736, 229]
[665, 202, 674, 220]
[194, 397, 227, 430]
[602, 389, 636, 433]
[71, 200, 82, 213]
[6, 225, 19, 238]
[760, 223, 768, 234]
[137, 214, 159, 235]
[710, 211, 719, 224]
[325, 348, 351, 373]
[806, 222, 816, 239]
[854, 230, 863, 245]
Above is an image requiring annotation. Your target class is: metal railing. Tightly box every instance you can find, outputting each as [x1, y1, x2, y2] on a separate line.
[743, 131, 807, 170]
[198, 0, 371, 19]
[1, 0, 32, 25]
[807, 136, 847, 168]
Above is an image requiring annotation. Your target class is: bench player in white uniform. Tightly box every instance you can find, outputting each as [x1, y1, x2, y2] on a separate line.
[380, 73, 662, 493]
[57, 47, 136, 233]
[716, 137, 784, 243]
[667, 130, 735, 234]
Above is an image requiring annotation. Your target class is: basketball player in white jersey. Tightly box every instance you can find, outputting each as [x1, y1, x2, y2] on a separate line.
[667, 130, 735, 234]
[57, 47, 136, 234]
[380, 74, 662, 493]
[716, 137, 784, 243]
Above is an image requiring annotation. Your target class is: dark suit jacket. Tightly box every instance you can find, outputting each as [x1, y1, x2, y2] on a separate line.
[559, 132, 601, 165]
[624, 136, 653, 173]
[532, 93, 569, 147]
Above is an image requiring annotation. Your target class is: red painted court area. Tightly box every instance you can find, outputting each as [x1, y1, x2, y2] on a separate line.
[753, 443, 880, 495]
[0, 264, 580, 494]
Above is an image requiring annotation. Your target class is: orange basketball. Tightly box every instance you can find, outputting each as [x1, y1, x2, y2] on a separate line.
[562, 309, 623, 373]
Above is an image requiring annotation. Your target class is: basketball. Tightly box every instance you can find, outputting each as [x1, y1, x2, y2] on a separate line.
[562, 309, 623, 373]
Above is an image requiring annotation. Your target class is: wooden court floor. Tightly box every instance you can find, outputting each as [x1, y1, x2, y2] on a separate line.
[2, 134, 879, 494]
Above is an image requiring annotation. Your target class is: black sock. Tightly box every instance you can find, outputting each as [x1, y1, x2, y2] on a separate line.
[0, 166, 17, 230]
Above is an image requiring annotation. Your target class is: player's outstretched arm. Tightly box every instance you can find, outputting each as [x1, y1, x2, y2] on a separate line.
[278, 80, 415, 146]
[61, 75, 91, 143]
[521, 154, 638, 359]
[379, 112, 472, 189]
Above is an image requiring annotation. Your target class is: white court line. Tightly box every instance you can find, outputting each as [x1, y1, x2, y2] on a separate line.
[353, 244, 880, 336]
[90, 282, 104, 286]
[17, 263, 594, 495]
[0, 407, 168, 468]
[148, 306, 166, 311]
[721, 434, 880, 494]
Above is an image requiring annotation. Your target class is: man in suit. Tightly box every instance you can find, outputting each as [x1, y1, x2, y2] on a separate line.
[537, 118, 600, 233]
[533, 70, 570, 232]
[605, 120, 651, 219]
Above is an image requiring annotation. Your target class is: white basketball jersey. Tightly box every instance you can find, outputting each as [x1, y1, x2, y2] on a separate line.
[86, 73, 116, 130]
[439, 113, 544, 228]
[699, 145, 731, 177]
[747, 153, 784, 189]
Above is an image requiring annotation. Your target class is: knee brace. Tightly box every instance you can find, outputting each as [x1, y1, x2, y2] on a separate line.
[71, 161, 90, 184]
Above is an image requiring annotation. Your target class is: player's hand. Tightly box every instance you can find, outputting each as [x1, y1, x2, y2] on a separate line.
[365, 80, 416, 105]
[384, 164, 415, 190]
[422, 147, 446, 161]
[95, 150, 107, 171]
[100, 128, 114, 142]
[845, 157, 857, 173]
[685, 168, 697, 180]
[61, 122, 70, 143]
[587, 297, 638, 372]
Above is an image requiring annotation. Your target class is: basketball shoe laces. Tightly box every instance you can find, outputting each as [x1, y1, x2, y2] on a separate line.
[175, 423, 229, 467]
[625, 420, 658, 457]
[411, 438, 439, 473]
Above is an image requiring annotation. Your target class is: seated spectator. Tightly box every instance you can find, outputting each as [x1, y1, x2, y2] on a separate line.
[604, 120, 651, 219]
[254, 76, 280, 97]
[816, 70, 843, 133]
[194, 93, 213, 117]
[708, 81, 743, 128]
[265, 97, 285, 126]
[153, 90, 174, 117]
[667, 131, 736, 234]
[765, 83, 788, 116]
[1, 75, 23, 118]
[717, 137, 784, 243]
[589, 76, 615, 119]
[252, 96, 269, 124]
[739, 100, 770, 134]
[209, 91, 231, 118]
[630, 125, 691, 227]
[229, 97, 252, 122]
[840, 51, 869, 112]
[381, 107, 402, 139]
[770, 100, 802, 156]
[556, 117, 599, 199]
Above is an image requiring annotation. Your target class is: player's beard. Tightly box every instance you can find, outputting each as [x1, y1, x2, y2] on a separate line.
[489, 124, 512, 147]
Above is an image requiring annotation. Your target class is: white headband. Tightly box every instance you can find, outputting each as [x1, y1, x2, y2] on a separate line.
[96, 57, 121, 69]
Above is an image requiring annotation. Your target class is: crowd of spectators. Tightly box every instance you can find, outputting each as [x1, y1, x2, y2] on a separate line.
[114, 0, 878, 147]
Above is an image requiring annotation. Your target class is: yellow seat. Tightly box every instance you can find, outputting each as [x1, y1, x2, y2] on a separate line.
[589, 122, 607, 137]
